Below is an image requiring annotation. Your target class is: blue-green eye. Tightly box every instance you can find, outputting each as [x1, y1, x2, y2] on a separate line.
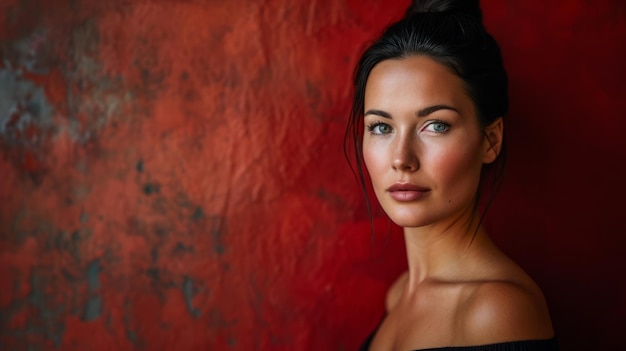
[367, 122, 393, 135]
[424, 121, 450, 133]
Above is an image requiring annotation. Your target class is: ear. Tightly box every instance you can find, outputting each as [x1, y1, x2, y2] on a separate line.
[482, 118, 503, 164]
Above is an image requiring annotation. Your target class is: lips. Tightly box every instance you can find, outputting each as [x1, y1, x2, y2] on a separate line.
[387, 183, 430, 201]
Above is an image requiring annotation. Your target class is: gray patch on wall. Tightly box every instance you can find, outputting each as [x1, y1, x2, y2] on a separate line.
[1, 21, 133, 146]
[0, 66, 54, 142]
[8, 29, 51, 75]
[182, 276, 201, 318]
[64, 19, 133, 143]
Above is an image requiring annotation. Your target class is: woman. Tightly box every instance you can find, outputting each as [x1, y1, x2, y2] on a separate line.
[347, 1, 557, 350]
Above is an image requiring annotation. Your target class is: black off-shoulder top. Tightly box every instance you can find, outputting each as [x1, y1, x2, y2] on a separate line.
[359, 329, 558, 351]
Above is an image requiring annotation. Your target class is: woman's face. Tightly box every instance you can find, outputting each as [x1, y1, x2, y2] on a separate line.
[363, 56, 499, 228]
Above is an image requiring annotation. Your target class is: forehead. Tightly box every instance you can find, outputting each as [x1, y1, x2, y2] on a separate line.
[364, 56, 472, 111]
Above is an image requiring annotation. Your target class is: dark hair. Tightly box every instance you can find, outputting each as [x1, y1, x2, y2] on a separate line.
[345, 0, 508, 234]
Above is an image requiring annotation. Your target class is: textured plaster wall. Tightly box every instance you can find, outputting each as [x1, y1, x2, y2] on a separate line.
[0, 0, 625, 350]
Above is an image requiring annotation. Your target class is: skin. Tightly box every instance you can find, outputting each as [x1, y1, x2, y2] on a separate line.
[362, 56, 554, 350]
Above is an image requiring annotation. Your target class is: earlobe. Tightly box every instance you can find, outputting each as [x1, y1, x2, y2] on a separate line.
[483, 118, 504, 164]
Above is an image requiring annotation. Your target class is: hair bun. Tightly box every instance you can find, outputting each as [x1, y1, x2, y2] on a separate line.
[405, 0, 483, 22]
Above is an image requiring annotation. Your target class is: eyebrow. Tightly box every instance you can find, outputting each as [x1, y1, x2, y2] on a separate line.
[363, 109, 392, 118]
[364, 104, 459, 118]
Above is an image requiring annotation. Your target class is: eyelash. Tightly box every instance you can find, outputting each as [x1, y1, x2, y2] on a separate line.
[366, 121, 390, 134]
[366, 120, 451, 134]
[423, 120, 451, 133]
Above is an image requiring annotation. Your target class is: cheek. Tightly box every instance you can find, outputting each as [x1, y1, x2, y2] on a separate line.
[362, 140, 387, 183]
[427, 140, 483, 195]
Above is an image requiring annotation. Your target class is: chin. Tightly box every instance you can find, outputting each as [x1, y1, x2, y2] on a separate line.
[386, 209, 434, 228]
[389, 218, 432, 228]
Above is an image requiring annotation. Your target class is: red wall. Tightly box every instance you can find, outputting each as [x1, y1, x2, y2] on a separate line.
[1, 1, 624, 350]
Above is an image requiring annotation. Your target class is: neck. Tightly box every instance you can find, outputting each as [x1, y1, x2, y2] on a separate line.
[402, 209, 490, 289]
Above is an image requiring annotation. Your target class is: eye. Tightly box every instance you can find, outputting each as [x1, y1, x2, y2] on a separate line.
[367, 122, 393, 135]
[423, 121, 450, 133]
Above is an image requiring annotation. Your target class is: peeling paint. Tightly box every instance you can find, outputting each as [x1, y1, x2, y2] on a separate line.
[209, 215, 227, 255]
[191, 206, 204, 221]
[182, 276, 201, 318]
[0, 67, 54, 142]
[82, 295, 102, 321]
[173, 242, 194, 254]
[24, 270, 66, 347]
[121, 299, 141, 345]
[83, 259, 102, 321]
[7, 29, 51, 74]
[62, 19, 132, 144]
[79, 212, 89, 224]
[143, 183, 160, 195]
[86, 259, 100, 290]
[126, 330, 138, 343]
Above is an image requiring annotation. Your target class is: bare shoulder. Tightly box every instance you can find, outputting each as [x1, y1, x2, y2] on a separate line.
[385, 271, 408, 312]
[459, 279, 554, 344]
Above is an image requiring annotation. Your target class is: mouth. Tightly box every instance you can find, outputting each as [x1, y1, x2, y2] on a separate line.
[387, 183, 430, 201]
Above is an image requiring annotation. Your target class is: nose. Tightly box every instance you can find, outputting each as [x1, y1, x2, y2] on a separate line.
[391, 132, 419, 172]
